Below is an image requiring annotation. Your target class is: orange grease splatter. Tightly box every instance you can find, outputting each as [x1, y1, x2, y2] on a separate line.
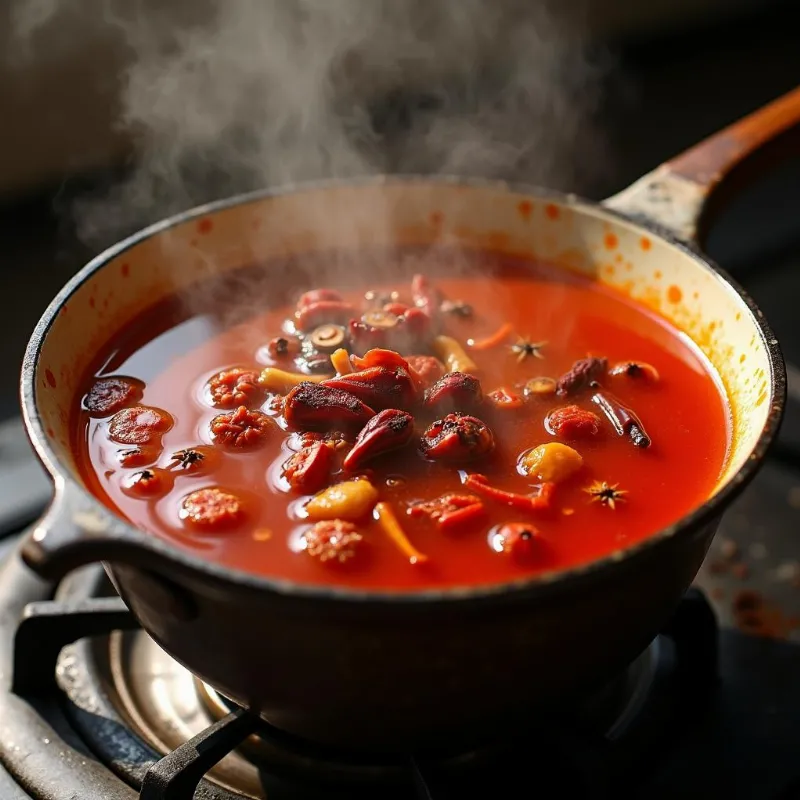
[517, 200, 533, 220]
[640, 237, 651, 251]
[45, 369, 57, 388]
[545, 204, 560, 220]
[89, 297, 96, 309]
[430, 211, 444, 227]
[667, 285, 683, 304]
[197, 218, 213, 234]
[604, 233, 618, 250]
[121, 263, 130, 278]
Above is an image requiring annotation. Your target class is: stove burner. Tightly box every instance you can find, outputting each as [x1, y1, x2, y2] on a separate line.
[0, 546, 720, 799]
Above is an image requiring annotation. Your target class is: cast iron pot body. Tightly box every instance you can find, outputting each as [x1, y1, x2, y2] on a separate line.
[19, 177, 784, 751]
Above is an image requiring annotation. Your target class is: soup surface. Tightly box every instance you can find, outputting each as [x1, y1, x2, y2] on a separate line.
[75, 249, 730, 590]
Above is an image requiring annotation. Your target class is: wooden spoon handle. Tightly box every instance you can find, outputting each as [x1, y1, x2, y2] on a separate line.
[605, 85, 800, 243]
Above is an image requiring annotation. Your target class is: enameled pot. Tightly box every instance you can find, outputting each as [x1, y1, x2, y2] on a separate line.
[17, 88, 798, 751]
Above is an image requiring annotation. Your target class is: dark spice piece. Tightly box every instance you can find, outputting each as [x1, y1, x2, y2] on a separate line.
[556, 356, 608, 396]
[441, 300, 473, 318]
[510, 338, 547, 363]
[590, 387, 651, 447]
[585, 480, 627, 510]
[171, 448, 205, 469]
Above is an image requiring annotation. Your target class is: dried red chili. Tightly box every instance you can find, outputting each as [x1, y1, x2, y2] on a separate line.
[207, 368, 265, 409]
[590, 389, 651, 448]
[408, 493, 486, 533]
[343, 409, 415, 471]
[323, 366, 417, 411]
[425, 372, 483, 413]
[283, 382, 376, 431]
[282, 441, 335, 493]
[84, 377, 144, 417]
[210, 406, 274, 449]
[463, 473, 555, 512]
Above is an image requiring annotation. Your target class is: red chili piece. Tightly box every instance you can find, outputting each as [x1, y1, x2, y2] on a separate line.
[487, 387, 524, 410]
[323, 366, 417, 411]
[108, 406, 173, 445]
[350, 348, 410, 372]
[405, 355, 446, 388]
[282, 441, 335, 493]
[545, 405, 601, 439]
[283, 382, 375, 432]
[121, 468, 174, 498]
[493, 522, 539, 559]
[419, 413, 494, 463]
[180, 488, 244, 530]
[464, 474, 555, 512]
[303, 520, 364, 564]
[84, 377, 143, 417]
[210, 406, 274, 449]
[425, 372, 483, 413]
[556, 356, 608, 396]
[590, 389, 651, 448]
[408, 493, 486, 532]
[296, 300, 358, 332]
[342, 409, 415, 471]
[207, 368, 265, 409]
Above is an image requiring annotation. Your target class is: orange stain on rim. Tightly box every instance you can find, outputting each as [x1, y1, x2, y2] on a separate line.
[667, 285, 683, 304]
[545, 203, 560, 220]
[45, 369, 57, 388]
[430, 211, 444, 227]
[121, 263, 130, 278]
[640, 237, 652, 251]
[517, 200, 533, 221]
[604, 233, 618, 250]
[197, 218, 214, 234]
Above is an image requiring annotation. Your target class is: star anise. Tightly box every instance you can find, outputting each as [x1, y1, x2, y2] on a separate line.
[510, 337, 547, 363]
[171, 448, 206, 469]
[585, 480, 627, 510]
[440, 299, 473, 318]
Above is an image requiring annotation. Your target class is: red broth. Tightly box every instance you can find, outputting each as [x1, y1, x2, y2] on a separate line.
[74, 250, 730, 591]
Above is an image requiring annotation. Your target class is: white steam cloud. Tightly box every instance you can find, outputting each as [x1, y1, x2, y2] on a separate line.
[10, 0, 608, 248]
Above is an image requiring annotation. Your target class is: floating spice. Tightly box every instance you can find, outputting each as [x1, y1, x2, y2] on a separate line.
[510, 337, 547, 363]
[585, 480, 627, 510]
[590, 387, 651, 448]
[375, 501, 428, 565]
[441, 300, 473, 318]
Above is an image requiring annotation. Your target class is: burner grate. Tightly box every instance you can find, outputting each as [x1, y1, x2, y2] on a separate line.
[6, 565, 720, 800]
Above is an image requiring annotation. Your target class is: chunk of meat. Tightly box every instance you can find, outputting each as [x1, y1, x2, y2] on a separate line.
[108, 406, 173, 445]
[84, 377, 144, 417]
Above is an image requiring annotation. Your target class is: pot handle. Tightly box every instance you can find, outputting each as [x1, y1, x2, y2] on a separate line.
[604, 85, 800, 244]
[21, 477, 171, 582]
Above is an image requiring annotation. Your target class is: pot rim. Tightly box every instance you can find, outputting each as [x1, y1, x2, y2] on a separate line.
[20, 174, 787, 605]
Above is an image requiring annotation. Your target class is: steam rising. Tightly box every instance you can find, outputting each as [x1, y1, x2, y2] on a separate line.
[11, 0, 607, 248]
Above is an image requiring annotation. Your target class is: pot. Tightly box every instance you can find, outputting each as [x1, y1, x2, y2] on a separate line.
[18, 88, 797, 752]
